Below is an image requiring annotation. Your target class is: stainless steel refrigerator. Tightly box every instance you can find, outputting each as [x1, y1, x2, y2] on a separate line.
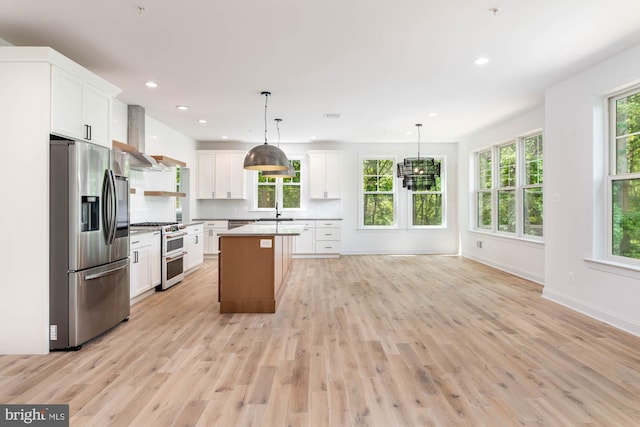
[50, 137, 130, 350]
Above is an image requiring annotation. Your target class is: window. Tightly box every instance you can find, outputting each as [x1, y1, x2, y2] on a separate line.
[523, 134, 543, 237]
[362, 158, 395, 226]
[609, 87, 640, 260]
[256, 159, 302, 210]
[476, 150, 492, 229]
[474, 132, 543, 239]
[412, 159, 444, 226]
[497, 142, 516, 233]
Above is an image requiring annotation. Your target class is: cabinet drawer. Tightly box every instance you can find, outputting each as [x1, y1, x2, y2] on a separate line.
[204, 221, 228, 229]
[315, 220, 341, 228]
[315, 241, 341, 254]
[131, 231, 159, 248]
[187, 224, 203, 234]
[315, 228, 341, 240]
[291, 220, 315, 228]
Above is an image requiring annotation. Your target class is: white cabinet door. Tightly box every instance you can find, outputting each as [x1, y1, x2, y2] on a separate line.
[185, 225, 204, 271]
[149, 232, 161, 287]
[130, 245, 151, 298]
[214, 153, 246, 199]
[82, 85, 111, 147]
[51, 67, 84, 140]
[228, 153, 246, 199]
[324, 154, 341, 199]
[309, 152, 341, 199]
[294, 226, 315, 254]
[197, 153, 215, 199]
[51, 66, 112, 148]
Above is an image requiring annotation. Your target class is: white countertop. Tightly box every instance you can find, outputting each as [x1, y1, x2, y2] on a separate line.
[217, 223, 303, 236]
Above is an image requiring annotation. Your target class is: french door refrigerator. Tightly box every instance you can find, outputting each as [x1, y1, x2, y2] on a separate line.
[50, 137, 130, 350]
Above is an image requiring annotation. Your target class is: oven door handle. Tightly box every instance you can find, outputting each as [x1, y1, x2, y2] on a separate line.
[165, 232, 187, 239]
[166, 252, 187, 262]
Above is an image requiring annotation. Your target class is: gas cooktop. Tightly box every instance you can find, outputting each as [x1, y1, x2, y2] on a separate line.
[130, 221, 179, 227]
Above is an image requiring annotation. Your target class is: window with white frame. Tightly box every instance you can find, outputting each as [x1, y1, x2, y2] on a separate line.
[609, 87, 640, 261]
[476, 150, 492, 229]
[411, 158, 444, 226]
[474, 132, 543, 238]
[362, 158, 395, 226]
[256, 159, 302, 210]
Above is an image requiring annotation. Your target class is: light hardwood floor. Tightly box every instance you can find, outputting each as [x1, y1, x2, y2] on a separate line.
[1, 256, 640, 426]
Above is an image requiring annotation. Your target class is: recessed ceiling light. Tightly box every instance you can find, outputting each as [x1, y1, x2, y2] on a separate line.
[149, 135, 157, 139]
[323, 113, 341, 119]
[405, 131, 413, 136]
[310, 136, 317, 140]
[428, 112, 438, 117]
[474, 57, 490, 66]
[145, 81, 158, 88]
[221, 136, 228, 139]
[176, 105, 189, 110]
[197, 119, 207, 124]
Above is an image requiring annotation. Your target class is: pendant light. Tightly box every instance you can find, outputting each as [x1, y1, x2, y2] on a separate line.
[243, 91, 290, 171]
[396, 123, 441, 191]
[262, 118, 296, 178]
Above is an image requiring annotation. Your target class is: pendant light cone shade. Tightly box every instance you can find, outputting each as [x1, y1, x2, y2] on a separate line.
[262, 118, 296, 178]
[243, 91, 290, 171]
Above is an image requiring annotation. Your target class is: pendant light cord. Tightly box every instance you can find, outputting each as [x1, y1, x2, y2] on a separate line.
[416, 123, 422, 160]
[263, 92, 269, 144]
[275, 119, 281, 147]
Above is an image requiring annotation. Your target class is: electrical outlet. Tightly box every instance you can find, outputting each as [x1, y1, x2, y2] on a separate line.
[477, 240, 483, 249]
[50, 325, 57, 340]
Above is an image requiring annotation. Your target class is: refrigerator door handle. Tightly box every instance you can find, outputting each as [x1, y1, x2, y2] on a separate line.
[85, 263, 128, 280]
[108, 169, 117, 244]
[102, 170, 117, 244]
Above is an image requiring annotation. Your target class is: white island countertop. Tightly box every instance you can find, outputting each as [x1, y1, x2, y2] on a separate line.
[217, 223, 302, 236]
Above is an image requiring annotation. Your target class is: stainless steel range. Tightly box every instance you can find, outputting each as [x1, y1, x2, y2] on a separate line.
[130, 222, 187, 290]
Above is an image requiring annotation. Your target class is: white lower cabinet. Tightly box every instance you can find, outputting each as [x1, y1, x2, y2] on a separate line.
[293, 220, 341, 257]
[130, 231, 161, 298]
[203, 221, 228, 255]
[185, 224, 204, 272]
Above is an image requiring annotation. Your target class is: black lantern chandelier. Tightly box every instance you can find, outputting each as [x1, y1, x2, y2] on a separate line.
[397, 123, 441, 191]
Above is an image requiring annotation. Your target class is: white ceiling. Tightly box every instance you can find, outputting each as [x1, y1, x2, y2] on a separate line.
[1, 0, 640, 144]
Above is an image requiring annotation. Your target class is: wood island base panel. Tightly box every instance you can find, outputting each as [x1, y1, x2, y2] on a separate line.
[218, 234, 294, 313]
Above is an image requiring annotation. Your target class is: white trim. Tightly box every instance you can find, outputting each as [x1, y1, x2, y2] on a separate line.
[542, 288, 640, 338]
[461, 253, 544, 284]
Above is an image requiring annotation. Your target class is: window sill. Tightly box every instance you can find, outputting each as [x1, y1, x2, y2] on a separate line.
[584, 258, 640, 280]
[469, 229, 544, 247]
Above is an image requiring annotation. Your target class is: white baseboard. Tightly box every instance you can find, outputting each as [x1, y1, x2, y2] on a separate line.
[462, 253, 544, 284]
[542, 288, 640, 338]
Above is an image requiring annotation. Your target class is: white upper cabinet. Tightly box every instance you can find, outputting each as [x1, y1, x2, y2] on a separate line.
[51, 66, 112, 148]
[308, 151, 341, 199]
[197, 150, 246, 199]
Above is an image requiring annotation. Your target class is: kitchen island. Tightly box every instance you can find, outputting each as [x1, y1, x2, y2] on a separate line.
[217, 224, 301, 313]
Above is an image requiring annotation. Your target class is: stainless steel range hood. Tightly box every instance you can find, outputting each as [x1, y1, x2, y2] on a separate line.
[127, 105, 164, 171]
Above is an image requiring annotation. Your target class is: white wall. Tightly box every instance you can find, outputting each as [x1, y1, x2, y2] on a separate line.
[0, 62, 51, 354]
[128, 115, 198, 224]
[544, 44, 640, 336]
[458, 108, 546, 283]
[197, 140, 459, 254]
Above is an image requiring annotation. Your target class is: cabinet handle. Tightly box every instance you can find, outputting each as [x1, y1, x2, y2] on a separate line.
[132, 240, 140, 244]
[84, 124, 92, 140]
[212, 192, 215, 198]
[324, 191, 328, 198]
[195, 236, 199, 244]
[227, 191, 231, 198]
[133, 251, 138, 263]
